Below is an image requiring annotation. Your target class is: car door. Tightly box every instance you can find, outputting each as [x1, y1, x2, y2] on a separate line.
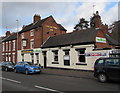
[20, 63, 26, 72]
[105, 58, 120, 79]
[16, 62, 23, 72]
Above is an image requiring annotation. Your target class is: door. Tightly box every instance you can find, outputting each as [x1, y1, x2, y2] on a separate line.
[42, 51, 47, 68]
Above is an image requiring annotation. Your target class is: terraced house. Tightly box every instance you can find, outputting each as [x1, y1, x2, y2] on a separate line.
[17, 14, 67, 65]
[2, 31, 17, 63]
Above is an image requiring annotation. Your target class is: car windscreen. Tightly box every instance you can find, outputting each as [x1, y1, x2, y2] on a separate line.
[24, 62, 32, 65]
[6, 62, 14, 65]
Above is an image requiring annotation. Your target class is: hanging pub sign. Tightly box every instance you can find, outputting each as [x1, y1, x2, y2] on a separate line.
[86, 52, 106, 57]
[96, 37, 106, 43]
[21, 49, 33, 54]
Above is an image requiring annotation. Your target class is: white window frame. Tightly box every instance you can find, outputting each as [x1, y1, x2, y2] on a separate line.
[13, 40, 16, 51]
[9, 41, 11, 51]
[21, 33, 24, 39]
[30, 30, 34, 36]
[30, 39, 34, 49]
[6, 42, 8, 51]
[2, 42, 4, 51]
[12, 53, 15, 63]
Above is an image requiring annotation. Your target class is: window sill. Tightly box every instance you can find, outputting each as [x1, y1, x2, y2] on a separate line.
[76, 62, 87, 65]
[52, 62, 59, 64]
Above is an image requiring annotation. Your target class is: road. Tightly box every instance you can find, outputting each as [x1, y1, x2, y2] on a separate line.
[1, 70, 120, 92]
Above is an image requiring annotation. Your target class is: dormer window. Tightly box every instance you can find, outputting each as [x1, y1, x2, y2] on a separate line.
[21, 33, 24, 39]
[30, 30, 34, 36]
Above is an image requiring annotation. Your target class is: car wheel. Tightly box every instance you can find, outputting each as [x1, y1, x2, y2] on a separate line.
[98, 73, 107, 83]
[5, 68, 8, 72]
[25, 69, 29, 75]
[14, 68, 17, 73]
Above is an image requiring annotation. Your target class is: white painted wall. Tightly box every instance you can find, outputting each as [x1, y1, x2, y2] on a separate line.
[42, 44, 110, 71]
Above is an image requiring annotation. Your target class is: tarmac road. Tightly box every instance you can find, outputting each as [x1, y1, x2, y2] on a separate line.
[1, 69, 120, 92]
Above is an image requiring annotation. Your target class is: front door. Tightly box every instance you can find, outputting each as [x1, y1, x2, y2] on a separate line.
[42, 51, 47, 68]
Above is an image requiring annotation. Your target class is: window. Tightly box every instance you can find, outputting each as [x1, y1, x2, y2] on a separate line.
[76, 48, 86, 63]
[97, 60, 104, 65]
[9, 41, 11, 51]
[6, 42, 8, 51]
[52, 50, 58, 62]
[105, 59, 120, 66]
[30, 30, 34, 36]
[12, 54, 15, 63]
[21, 33, 24, 39]
[63, 49, 70, 66]
[30, 39, 34, 49]
[2, 42, 4, 51]
[13, 40, 16, 51]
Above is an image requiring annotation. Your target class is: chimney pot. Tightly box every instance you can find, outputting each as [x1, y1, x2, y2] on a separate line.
[33, 14, 41, 23]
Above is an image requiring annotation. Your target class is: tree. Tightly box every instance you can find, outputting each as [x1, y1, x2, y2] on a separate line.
[74, 18, 89, 31]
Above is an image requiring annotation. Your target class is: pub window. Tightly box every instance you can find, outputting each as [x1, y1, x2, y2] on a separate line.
[52, 50, 58, 62]
[63, 49, 70, 66]
[76, 48, 86, 63]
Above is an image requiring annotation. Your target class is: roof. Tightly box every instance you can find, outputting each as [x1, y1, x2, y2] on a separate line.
[19, 16, 66, 33]
[105, 34, 120, 46]
[19, 17, 48, 33]
[2, 33, 17, 42]
[41, 28, 99, 48]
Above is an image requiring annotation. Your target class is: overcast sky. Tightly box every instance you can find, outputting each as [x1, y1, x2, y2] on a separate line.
[0, 0, 119, 36]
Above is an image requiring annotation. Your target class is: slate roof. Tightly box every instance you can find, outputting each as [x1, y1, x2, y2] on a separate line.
[2, 33, 17, 42]
[41, 28, 99, 48]
[19, 16, 66, 33]
[105, 34, 120, 46]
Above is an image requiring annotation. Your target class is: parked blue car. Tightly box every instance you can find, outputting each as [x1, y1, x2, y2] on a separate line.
[14, 61, 41, 75]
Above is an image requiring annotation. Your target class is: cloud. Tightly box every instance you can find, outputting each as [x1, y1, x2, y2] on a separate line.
[0, 1, 119, 35]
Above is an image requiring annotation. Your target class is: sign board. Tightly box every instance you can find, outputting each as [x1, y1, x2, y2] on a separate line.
[34, 49, 41, 53]
[86, 53, 106, 57]
[96, 37, 106, 43]
[63, 55, 70, 60]
[21, 49, 33, 54]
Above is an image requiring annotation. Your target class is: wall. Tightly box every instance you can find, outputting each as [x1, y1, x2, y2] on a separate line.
[42, 44, 110, 71]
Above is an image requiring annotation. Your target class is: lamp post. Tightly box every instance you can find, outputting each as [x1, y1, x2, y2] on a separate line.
[16, 19, 19, 63]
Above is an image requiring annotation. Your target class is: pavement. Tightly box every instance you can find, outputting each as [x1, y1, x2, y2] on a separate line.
[41, 68, 94, 79]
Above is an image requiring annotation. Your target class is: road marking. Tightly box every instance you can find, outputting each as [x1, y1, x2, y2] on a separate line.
[35, 85, 64, 93]
[0, 77, 21, 84]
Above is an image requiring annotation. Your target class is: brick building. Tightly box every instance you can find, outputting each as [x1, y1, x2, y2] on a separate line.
[0, 37, 2, 62]
[2, 31, 17, 63]
[17, 14, 67, 65]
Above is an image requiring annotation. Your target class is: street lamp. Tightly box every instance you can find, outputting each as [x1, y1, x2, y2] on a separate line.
[16, 19, 19, 63]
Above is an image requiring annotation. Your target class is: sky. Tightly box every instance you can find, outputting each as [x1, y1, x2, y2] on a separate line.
[0, 0, 119, 37]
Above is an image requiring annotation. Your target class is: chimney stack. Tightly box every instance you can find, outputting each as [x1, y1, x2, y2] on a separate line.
[33, 14, 41, 23]
[6, 31, 11, 37]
